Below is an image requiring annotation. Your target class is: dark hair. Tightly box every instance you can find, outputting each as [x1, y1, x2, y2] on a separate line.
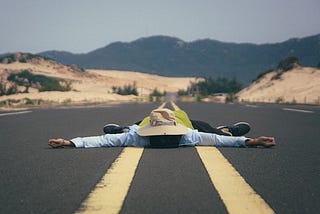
[149, 135, 182, 148]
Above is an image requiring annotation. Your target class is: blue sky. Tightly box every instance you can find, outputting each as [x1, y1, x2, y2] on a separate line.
[1, 0, 319, 54]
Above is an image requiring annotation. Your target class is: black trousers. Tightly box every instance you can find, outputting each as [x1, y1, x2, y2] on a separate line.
[135, 120, 227, 136]
[190, 120, 227, 135]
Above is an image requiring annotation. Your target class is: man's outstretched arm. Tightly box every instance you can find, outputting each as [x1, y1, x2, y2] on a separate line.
[197, 132, 276, 148]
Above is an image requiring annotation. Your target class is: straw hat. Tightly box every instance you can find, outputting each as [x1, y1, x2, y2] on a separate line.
[137, 108, 189, 136]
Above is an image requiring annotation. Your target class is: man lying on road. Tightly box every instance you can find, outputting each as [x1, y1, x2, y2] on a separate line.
[49, 102, 276, 149]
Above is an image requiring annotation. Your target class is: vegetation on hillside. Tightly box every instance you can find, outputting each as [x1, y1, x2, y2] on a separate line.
[0, 53, 49, 64]
[253, 56, 302, 82]
[0, 81, 18, 96]
[178, 77, 242, 98]
[2, 70, 72, 95]
[277, 56, 300, 71]
[0, 53, 85, 72]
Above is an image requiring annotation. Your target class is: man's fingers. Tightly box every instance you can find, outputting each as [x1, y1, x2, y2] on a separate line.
[265, 137, 276, 147]
[48, 139, 62, 148]
[258, 136, 276, 147]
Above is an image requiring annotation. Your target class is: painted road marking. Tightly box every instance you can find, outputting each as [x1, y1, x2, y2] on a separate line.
[245, 104, 259, 108]
[196, 147, 275, 214]
[0, 110, 32, 117]
[75, 147, 144, 214]
[282, 108, 314, 114]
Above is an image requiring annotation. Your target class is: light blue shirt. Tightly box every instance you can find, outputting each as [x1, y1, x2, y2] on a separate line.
[71, 125, 247, 148]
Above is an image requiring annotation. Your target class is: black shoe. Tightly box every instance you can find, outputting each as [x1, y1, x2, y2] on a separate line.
[216, 122, 251, 136]
[103, 124, 127, 134]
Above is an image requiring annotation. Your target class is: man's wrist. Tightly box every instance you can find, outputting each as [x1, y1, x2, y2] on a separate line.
[245, 138, 256, 146]
[62, 139, 74, 147]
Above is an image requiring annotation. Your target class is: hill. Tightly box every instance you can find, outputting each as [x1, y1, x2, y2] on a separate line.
[1, 53, 319, 107]
[0, 53, 197, 107]
[38, 34, 320, 84]
[237, 66, 320, 105]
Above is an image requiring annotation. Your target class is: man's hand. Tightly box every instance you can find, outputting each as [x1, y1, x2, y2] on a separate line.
[246, 136, 276, 148]
[48, 138, 74, 148]
[48, 138, 64, 148]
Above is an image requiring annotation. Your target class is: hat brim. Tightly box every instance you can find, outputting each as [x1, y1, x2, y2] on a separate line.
[137, 124, 189, 136]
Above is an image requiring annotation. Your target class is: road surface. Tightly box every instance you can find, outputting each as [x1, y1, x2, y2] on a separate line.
[0, 102, 319, 213]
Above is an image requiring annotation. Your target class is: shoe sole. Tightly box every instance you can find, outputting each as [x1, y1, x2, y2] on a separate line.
[233, 122, 250, 126]
[103, 124, 120, 128]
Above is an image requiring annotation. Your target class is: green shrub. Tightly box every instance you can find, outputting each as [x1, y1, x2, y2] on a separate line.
[7, 70, 72, 92]
[180, 77, 242, 97]
[275, 97, 284, 104]
[177, 89, 189, 96]
[112, 82, 138, 96]
[150, 88, 166, 97]
[24, 98, 34, 105]
[0, 81, 18, 96]
[149, 88, 166, 102]
[277, 56, 300, 71]
[196, 95, 203, 102]
[225, 93, 238, 103]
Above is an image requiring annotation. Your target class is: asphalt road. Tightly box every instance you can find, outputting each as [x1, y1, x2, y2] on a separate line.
[0, 102, 319, 214]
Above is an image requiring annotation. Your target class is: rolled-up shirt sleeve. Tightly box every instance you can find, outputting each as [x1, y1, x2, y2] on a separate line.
[196, 132, 248, 147]
[70, 125, 149, 148]
[70, 133, 126, 148]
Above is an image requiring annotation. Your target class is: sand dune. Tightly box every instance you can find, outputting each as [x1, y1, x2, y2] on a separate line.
[237, 67, 320, 105]
[0, 59, 198, 105]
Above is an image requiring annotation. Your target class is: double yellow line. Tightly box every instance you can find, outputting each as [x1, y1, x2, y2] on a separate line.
[196, 147, 274, 214]
[75, 148, 144, 214]
[75, 147, 274, 214]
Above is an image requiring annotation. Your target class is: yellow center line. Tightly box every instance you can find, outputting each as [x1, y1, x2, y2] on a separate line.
[75, 147, 144, 214]
[196, 147, 275, 214]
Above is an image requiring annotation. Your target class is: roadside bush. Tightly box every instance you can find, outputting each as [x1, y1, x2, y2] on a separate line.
[177, 89, 189, 96]
[149, 88, 166, 102]
[225, 93, 238, 103]
[150, 88, 166, 97]
[112, 82, 138, 96]
[24, 98, 34, 105]
[275, 97, 284, 104]
[180, 77, 242, 97]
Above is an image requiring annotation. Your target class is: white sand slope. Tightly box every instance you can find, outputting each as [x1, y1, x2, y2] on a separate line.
[237, 67, 320, 105]
[0, 59, 198, 104]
